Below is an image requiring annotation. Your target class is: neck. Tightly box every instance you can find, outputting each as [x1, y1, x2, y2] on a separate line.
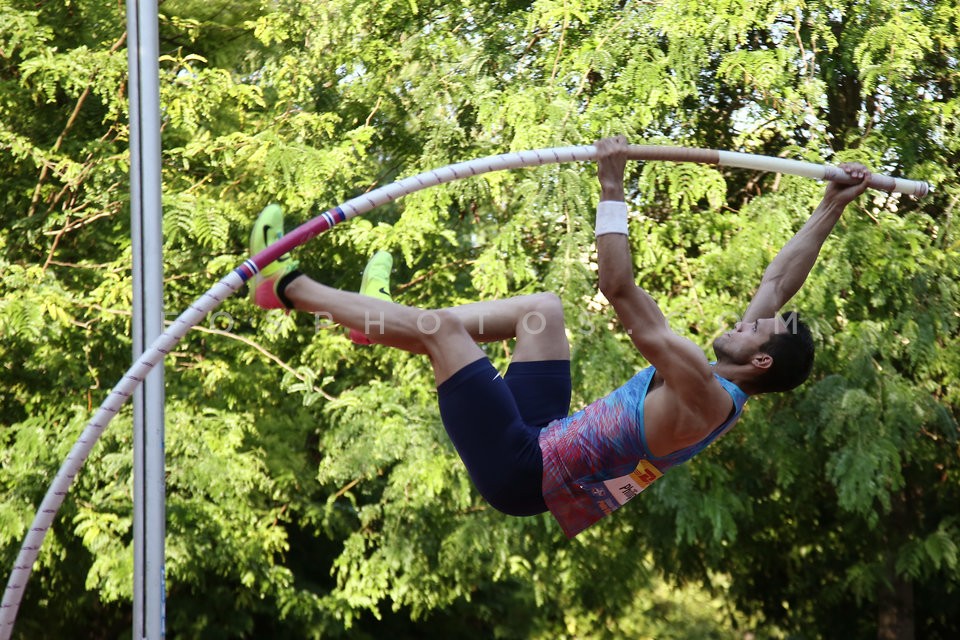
[712, 361, 757, 394]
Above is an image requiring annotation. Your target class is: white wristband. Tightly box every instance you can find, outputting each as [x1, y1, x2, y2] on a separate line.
[595, 200, 629, 237]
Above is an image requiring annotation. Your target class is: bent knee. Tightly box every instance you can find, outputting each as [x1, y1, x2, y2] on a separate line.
[528, 292, 563, 316]
[416, 308, 463, 338]
[522, 292, 565, 333]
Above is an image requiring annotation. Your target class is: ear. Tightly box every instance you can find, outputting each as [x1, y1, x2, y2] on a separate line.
[751, 353, 773, 370]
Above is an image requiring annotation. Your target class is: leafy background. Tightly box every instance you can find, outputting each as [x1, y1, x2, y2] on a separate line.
[1, 0, 958, 638]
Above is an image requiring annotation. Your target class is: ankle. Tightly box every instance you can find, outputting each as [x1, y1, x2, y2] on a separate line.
[275, 269, 305, 309]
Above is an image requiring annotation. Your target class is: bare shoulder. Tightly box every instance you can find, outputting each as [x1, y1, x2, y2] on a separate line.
[626, 320, 735, 455]
[643, 372, 733, 457]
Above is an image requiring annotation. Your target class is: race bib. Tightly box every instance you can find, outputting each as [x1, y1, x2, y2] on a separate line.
[578, 459, 664, 516]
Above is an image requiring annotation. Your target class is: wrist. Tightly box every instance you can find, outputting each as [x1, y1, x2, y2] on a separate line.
[595, 201, 629, 237]
[600, 183, 625, 201]
[815, 198, 846, 219]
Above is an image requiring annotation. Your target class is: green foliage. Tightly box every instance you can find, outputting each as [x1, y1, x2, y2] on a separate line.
[2, 0, 958, 638]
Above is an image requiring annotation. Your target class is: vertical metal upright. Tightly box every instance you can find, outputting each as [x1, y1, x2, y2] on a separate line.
[126, 0, 166, 638]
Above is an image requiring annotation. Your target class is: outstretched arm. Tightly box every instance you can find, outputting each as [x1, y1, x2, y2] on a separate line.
[742, 163, 871, 322]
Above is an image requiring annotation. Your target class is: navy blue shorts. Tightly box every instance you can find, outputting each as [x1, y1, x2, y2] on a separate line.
[436, 358, 572, 516]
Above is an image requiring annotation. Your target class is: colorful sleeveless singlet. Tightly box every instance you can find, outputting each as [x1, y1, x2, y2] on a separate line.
[538, 366, 749, 538]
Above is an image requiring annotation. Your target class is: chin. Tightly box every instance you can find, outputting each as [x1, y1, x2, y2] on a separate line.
[712, 337, 728, 360]
[712, 339, 743, 366]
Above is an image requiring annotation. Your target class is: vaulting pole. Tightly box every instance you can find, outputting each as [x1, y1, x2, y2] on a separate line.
[0, 143, 928, 640]
[126, 1, 166, 638]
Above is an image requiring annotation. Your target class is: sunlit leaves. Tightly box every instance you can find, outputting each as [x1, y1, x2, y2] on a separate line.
[2, 0, 959, 637]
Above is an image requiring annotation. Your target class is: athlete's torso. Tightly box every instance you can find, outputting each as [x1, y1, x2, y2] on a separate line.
[538, 365, 749, 538]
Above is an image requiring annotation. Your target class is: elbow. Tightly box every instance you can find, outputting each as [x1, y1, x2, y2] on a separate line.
[599, 272, 634, 300]
[761, 272, 793, 302]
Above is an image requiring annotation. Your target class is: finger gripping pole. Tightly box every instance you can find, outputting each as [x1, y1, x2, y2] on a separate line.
[0, 143, 928, 639]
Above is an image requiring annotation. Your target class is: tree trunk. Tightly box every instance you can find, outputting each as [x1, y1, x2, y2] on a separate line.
[877, 569, 914, 640]
[878, 489, 915, 640]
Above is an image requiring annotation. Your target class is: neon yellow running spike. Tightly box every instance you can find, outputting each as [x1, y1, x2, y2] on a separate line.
[359, 251, 393, 301]
[249, 204, 300, 309]
[349, 251, 393, 345]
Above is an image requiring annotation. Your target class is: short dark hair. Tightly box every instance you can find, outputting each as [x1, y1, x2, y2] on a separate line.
[751, 311, 815, 394]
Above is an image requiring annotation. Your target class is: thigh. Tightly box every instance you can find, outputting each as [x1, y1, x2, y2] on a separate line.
[504, 359, 572, 428]
[436, 358, 547, 516]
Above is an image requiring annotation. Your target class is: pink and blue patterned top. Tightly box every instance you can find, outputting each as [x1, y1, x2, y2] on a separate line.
[538, 366, 749, 538]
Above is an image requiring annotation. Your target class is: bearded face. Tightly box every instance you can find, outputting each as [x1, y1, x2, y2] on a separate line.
[713, 317, 789, 365]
